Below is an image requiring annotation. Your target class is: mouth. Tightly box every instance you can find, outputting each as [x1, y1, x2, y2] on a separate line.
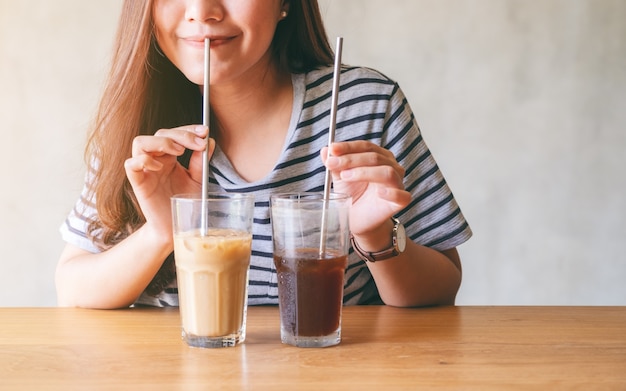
[183, 35, 235, 48]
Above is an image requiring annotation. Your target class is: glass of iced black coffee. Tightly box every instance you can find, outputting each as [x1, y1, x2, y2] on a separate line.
[270, 192, 351, 348]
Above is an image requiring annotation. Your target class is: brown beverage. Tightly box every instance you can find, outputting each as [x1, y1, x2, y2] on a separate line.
[174, 228, 251, 339]
[273, 248, 347, 337]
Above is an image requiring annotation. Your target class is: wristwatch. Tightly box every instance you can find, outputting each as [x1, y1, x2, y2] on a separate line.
[351, 217, 406, 262]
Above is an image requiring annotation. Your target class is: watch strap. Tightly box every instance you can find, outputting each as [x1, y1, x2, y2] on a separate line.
[350, 218, 402, 263]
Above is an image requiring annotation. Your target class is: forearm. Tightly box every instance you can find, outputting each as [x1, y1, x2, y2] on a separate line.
[55, 225, 173, 309]
[352, 220, 462, 307]
[366, 243, 462, 307]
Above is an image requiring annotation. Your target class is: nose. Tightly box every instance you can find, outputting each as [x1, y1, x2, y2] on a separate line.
[185, 0, 224, 22]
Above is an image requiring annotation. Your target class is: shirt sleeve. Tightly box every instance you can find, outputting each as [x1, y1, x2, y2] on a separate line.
[59, 172, 102, 254]
[383, 83, 473, 251]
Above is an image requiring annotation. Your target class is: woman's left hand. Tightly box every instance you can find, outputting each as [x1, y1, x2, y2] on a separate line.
[321, 141, 411, 236]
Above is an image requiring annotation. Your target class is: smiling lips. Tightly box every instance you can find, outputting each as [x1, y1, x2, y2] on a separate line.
[184, 35, 235, 48]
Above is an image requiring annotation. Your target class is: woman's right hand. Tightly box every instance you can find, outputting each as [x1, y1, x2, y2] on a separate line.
[124, 124, 214, 235]
[57, 125, 213, 309]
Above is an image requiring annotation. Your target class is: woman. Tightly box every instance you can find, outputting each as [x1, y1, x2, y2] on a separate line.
[57, 0, 472, 309]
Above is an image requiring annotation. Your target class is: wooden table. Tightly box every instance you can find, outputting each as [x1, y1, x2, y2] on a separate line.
[1, 306, 625, 390]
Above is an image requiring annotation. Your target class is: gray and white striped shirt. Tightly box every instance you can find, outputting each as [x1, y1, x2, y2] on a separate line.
[60, 66, 472, 307]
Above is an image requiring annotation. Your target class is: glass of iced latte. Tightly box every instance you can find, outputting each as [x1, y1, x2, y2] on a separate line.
[171, 193, 254, 348]
[270, 192, 351, 348]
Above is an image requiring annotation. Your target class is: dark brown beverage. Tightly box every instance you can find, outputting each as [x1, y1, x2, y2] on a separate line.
[274, 248, 347, 338]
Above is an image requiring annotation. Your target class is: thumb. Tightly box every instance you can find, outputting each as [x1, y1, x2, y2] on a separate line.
[188, 139, 216, 182]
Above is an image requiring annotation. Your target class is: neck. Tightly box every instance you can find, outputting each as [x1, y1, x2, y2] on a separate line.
[209, 59, 291, 138]
[204, 58, 294, 182]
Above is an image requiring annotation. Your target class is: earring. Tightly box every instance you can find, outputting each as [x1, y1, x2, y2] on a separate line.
[280, 10, 288, 19]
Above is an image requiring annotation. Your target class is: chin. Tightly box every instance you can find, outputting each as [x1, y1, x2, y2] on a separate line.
[181, 70, 205, 86]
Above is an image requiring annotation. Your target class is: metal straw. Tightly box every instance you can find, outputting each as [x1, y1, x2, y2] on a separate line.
[200, 38, 211, 236]
[319, 37, 343, 256]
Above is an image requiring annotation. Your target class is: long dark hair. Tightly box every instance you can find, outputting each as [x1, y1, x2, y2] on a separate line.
[84, 0, 334, 295]
[274, 0, 334, 72]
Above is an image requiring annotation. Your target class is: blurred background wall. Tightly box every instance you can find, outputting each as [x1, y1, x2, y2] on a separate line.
[1, 0, 624, 306]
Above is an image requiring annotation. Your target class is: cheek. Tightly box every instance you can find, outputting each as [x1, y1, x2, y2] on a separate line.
[152, 3, 180, 52]
[243, 19, 281, 56]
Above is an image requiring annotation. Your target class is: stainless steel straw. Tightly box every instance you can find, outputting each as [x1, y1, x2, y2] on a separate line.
[200, 38, 211, 236]
[319, 37, 343, 256]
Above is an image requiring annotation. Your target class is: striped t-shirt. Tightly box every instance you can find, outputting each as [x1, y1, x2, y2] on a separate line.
[60, 66, 472, 307]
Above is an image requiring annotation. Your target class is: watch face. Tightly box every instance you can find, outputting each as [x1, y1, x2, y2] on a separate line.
[396, 223, 407, 252]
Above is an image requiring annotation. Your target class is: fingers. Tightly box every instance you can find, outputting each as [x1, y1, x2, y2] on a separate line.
[339, 165, 404, 188]
[124, 154, 163, 173]
[132, 125, 208, 157]
[376, 185, 412, 207]
[322, 141, 405, 188]
[328, 140, 395, 160]
[125, 125, 209, 186]
[187, 138, 216, 182]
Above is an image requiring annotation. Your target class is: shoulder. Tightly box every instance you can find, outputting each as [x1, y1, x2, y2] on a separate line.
[303, 66, 398, 94]
[343, 66, 396, 84]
